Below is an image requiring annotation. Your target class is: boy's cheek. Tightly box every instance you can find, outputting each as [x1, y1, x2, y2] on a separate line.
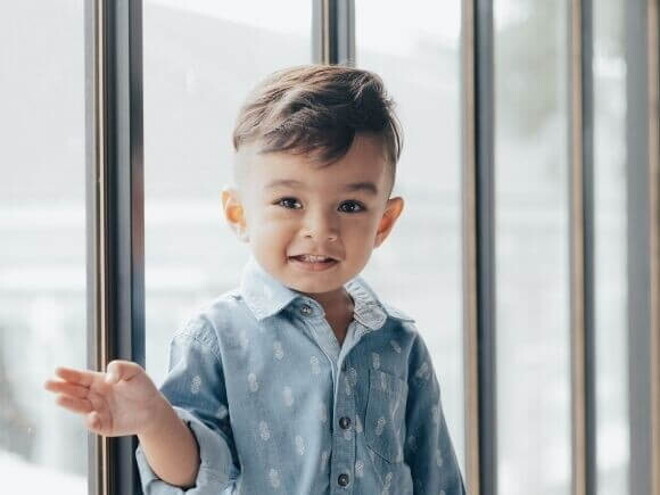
[345, 218, 381, 236]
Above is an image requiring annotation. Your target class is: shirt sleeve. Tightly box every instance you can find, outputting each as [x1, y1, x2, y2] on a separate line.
[404, 333, 466, 495]
[135, 316, 240, 494]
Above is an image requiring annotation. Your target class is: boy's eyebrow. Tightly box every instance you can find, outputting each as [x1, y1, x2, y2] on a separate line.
[264, 179, 305, 190]
[265, 179, 379, 195]
[344, 181, 379, 195]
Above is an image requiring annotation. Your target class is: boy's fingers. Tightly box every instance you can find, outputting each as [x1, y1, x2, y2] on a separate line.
[54, 367, 96, 387]
[105, 360, 143, 384]
[44, 380, 90, 399]
[55, 395, 93, 415]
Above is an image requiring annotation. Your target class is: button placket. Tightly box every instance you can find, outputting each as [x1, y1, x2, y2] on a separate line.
[331, 363, 357, 493]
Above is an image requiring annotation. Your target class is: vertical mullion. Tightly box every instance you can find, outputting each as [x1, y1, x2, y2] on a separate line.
[461, 0, 480, 492]
[312, 0, 331, 64]
[649, 2, 660, 492]
[85, 1, 145, 495]
[85, 2, 107, 493]
[334, 0, 354, 66]
[312, 0, 354, 65]
[582, 0, 597, 491]
[568, 0, 596, 494]
[462, 0, 496, 494]
[627, 0, 660, 493]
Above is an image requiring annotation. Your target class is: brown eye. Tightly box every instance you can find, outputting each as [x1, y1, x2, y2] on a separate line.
[276, 197, 302, 209]
[338, 200, 365, 213]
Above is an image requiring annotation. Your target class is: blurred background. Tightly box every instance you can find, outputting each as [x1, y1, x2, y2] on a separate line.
[0, 0, 632, 494]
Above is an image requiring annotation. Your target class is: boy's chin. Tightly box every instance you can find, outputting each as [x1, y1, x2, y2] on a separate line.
[282, 273, 349, 296]
[286, 280, 344, 295]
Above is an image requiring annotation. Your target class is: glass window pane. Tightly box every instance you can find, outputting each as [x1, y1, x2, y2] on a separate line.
[355, 0, 465, 472]
[593, 1, 629, 493]
[494, 1, 571, 493]
[0, 1, 87, 493]
[143, 0, 311, 384]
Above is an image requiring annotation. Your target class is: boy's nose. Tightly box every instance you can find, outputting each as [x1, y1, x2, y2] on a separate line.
[302, 211, 339, 241]
[303, 230, 338, 241]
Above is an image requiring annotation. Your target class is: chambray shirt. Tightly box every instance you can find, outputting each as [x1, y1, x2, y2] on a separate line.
[136, 257, 466, 495]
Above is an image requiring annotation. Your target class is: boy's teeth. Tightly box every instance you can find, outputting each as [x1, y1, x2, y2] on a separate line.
[299, 255, 331, 262]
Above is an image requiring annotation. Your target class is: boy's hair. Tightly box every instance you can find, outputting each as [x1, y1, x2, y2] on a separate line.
[232, 64, 403, 184]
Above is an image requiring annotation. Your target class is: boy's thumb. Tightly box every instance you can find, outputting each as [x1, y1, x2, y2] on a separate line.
[105, 360, 139, 384]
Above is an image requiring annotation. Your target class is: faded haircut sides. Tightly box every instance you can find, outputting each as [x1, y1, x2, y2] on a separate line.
[231, 64, 403, 189]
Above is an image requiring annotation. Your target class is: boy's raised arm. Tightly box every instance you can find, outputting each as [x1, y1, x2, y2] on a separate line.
[44, 360, 200, 488]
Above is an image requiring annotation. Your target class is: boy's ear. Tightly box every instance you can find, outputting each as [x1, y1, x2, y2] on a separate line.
[221, 187, 249, 243]
[374, 197, 404, 248]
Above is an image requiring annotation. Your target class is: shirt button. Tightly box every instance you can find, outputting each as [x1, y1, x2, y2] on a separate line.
[339, 416, 351, 430]
[337, 473, 350, 487]
[300, 304, 312, 315]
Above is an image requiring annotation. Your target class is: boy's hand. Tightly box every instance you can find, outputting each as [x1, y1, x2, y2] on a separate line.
[44, 360, 167, 437]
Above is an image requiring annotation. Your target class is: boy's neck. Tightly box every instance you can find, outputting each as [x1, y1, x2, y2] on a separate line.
[303, 287, 354, 318]
[305, 288, 355, 347]
[292, 287, 354, 346]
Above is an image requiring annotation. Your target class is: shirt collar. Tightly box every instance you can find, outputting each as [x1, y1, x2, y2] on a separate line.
[239, 257, 300, 321]
[239, 257, 413, 330]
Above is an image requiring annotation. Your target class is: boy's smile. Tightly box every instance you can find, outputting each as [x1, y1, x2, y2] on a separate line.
[222, 133, 404, 313]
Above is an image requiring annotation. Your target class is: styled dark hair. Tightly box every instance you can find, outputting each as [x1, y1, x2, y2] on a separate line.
[232, 65, 403, 175]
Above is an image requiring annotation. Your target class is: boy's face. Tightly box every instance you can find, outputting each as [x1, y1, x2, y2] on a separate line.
[223, 133, 404, 297]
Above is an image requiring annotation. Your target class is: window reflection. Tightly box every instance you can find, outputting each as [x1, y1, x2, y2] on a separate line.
[593, 0, 629, 493]
[0, 1, 86, 492]
[495, 1, 571, 493]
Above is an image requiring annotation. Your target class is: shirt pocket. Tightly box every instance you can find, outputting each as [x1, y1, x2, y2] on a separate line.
[364, 369, 408, 463]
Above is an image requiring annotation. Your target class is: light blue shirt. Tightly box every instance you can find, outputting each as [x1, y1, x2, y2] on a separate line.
[136, 257, 466, 494]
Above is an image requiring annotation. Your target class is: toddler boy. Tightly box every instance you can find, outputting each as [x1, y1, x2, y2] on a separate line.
[45, 64, 466, 494]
